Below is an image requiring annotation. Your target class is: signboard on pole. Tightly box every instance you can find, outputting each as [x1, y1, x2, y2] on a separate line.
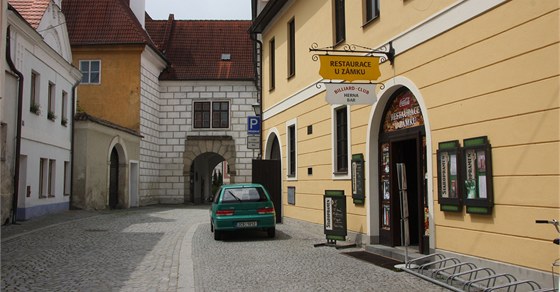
[247, 116, 260, 135]
[319, 55, 381, 82]
[325, 83, 377, 105]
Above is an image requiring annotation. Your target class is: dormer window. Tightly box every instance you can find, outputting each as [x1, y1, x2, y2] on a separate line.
[221, 54, 231, 61]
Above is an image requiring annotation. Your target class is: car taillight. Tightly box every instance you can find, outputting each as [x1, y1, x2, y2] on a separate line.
[216, 209, 234, 216]
[257, 207, 275, 214]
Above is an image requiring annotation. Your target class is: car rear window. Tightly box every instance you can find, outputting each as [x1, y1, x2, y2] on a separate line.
[220, 187, 267, 203]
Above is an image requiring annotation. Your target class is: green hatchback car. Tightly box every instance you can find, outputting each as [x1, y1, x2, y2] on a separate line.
[210, 183, 276, 240]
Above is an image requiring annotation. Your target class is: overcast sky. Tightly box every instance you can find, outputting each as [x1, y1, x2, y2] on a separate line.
[145, 0, 252, 20]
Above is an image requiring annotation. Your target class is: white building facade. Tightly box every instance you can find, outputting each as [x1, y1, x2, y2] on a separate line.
[4, 0, 80, 220]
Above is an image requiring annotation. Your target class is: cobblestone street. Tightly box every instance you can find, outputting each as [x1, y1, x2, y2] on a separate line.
[1, 206, 444, 291]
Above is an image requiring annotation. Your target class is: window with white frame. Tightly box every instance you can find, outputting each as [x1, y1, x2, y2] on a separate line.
[48, 82, 56, 121]
[64, 161, 70, 196]
[48, 159, 56, 197]
[30, 71, 40, 114]
[193, 101, 229, 129]
[333, 106, 350, 175]
[287, 120, 297, 178]
[61, 91, 68, 126]
[39, 158, 48, 198]
[80, 60, 101, 84]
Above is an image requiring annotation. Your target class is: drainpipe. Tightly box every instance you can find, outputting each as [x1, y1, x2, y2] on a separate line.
[6, 25, 24, 224]
[69, 80, 79, 209]
[249, 32, 263, 159]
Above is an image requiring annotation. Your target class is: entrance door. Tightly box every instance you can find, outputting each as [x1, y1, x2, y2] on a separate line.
[378, 88, 427, 253]
[109, 148, 119, 209]
[252, 159, 282, 223]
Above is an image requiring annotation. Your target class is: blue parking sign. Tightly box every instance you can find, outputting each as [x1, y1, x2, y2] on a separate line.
[247, 116, 261, 134]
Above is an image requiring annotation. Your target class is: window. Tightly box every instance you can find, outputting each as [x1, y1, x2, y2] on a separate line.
[61, 91, 68, 126]
[364, 0, 379, 23]
[30, 71, 40, 114]
[80, 60, 100, 84]
[48, 82, 56, 120]
[48, 159, 56, 197]
[335, 106, 349, 173]
[287, 122, 296, 177]
[39, 158, 48, 198]
[64, 161, 70, 196]
[334, 0, 346, 44]
[269, 38, 275, 91]
[287, 18, 296, 78]
[194, 101, 229, 129]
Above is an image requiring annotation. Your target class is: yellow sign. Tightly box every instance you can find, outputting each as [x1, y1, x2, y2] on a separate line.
[319, 55, 380, 81]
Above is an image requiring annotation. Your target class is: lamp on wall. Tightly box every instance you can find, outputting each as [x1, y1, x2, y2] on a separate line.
[252, 103, 261, 116]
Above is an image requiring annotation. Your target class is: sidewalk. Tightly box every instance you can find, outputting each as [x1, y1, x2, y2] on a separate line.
[1, 209, 104, 242]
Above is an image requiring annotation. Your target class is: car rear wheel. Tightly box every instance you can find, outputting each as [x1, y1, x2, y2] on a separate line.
[214, 230, 222, 240]
[267, 227, 275, 238]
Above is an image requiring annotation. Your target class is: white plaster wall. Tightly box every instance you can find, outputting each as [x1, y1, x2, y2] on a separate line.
[7, 10, 80, 217]
[139, 50, 166, 205]
[159, 80, 258, 203]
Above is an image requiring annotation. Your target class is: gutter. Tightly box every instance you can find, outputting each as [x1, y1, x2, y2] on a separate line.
[69, 80, 79, 209]
[6, 25, 24, 224]
[249, 31, 263, 158]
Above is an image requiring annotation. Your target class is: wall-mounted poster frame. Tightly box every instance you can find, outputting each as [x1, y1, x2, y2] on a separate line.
[463, 136, 494, 215]
[437, 140, 462, 212]
[351, 154, 365, 204]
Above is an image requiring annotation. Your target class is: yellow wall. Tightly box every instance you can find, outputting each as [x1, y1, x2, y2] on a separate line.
[260, 0, 559, 272]
[72, 45, 143, 131]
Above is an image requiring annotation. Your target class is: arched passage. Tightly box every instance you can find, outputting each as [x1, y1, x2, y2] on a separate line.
[183, 136, 236, 204]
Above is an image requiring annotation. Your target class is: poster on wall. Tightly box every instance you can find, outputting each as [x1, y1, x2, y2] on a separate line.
[437, 140, 462, 212]
[463, 136, 494, 215]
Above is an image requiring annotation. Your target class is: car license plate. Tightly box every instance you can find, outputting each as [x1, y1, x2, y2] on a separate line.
[237, 221, 257, 228]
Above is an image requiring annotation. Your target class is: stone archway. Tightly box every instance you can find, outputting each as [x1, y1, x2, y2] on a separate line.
[183, 136, 237, 203]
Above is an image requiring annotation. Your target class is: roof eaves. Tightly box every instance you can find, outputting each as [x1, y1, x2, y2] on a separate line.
[249, 0, 288, 33]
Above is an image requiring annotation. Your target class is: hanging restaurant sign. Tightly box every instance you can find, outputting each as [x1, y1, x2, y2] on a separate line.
[325, 83, 377, 105]
[319, 55, 381, 82]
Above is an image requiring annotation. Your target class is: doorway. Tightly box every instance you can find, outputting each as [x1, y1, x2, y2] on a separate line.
[377, 88, 428, 254]
[109, 148, 119, 209]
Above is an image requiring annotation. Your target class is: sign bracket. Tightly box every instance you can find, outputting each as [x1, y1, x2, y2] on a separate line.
[309, 42, 395, 65]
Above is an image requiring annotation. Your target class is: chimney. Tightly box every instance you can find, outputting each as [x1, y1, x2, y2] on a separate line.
[129, 0, 146, 28]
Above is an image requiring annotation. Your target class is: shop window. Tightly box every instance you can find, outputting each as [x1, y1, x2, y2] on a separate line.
[463, 136, 494, 215]
[437, 140, 462, 212]
[39, 158, 48, 198]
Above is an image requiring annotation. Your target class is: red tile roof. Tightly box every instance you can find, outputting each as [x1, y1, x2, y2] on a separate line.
[62, 0, 155, 47]
[8, 0, 50, 29]
[146, 18, 255, 81]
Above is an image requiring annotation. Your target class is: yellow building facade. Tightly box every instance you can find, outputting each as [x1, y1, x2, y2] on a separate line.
[252, 0, 559, 280]
[72, 45, 144, 131]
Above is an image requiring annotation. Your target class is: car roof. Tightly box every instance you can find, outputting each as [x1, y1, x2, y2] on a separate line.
[221, 183, 263, 189]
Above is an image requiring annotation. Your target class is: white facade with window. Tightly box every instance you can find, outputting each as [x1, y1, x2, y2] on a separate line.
[156, 80, 258, 204]
[3, 1, 80, 220]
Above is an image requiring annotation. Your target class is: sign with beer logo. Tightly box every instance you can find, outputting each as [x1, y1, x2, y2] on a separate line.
[319, 55, 381, 82]
[382, 90, 424, 133]
[325, 83, 377, 105]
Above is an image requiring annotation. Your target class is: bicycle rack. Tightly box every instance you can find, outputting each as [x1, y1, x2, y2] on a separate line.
[401, 253, 548, 291]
